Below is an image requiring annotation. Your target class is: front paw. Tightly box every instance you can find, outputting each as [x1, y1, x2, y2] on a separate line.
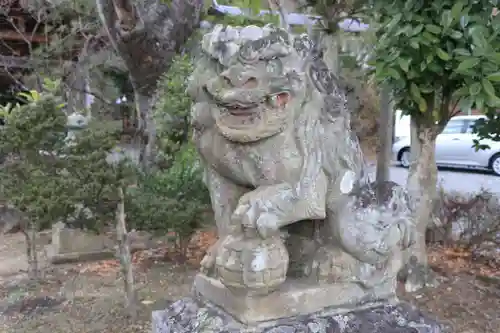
[232, 193, 280, 238]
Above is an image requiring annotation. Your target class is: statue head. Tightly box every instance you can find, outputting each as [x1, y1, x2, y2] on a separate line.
[191, 24, 315, 143]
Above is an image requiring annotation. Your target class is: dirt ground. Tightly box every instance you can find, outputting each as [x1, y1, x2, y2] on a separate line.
[0, 232, 498, 333]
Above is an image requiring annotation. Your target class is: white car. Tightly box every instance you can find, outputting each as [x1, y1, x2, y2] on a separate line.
[392, 115, 500, 176]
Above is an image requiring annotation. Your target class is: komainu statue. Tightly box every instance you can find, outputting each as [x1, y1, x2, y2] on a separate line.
[186, 24, 416, 324]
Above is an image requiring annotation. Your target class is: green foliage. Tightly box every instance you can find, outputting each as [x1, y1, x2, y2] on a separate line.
[301, 0, 369, 34]
[472, 115, 500, 144]
[204, 0, 279, 26]
[0, 83, 72, 229]
[370, 1, 500, 131]
[136, 53, 214, 251]
[0, 79, 134, 231]
[62, 124, 135, 230]
[126, 144, 211, 256]
[154, 54, 194, 166]
[204, 12, 279, 27]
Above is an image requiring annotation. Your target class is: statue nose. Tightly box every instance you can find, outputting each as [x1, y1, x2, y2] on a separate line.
[220, 67, 258, 88]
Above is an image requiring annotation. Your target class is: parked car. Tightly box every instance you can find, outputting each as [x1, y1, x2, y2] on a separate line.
[392, 115, 500, 176]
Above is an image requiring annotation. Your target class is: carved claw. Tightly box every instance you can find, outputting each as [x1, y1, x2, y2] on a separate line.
[232, 198, 280, 238]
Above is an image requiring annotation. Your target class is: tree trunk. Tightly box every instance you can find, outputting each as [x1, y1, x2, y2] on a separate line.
[96, 0, 204, 170]
[23, 226, 38, 280]
[404, 116, 439, 291]
[375, 85, 393, 202]
[116, 187, 137, 319]
[132, 91, 159, 171]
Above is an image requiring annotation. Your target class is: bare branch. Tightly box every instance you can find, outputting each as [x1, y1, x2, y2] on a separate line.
[268, 0, 291, 32]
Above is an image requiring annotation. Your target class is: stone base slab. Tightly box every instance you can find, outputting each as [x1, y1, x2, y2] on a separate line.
[152, 297, 449, 333]
[193, 274, 395, 324]
[45, 245, 115, 264]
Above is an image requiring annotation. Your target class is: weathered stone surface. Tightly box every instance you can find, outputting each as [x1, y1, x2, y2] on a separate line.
[52, 222, 113, 253]
[45, 222, 154, 264]
[152, 297, 448, 333]
[187, 23, 418, 319]
[45, 222, 114, 264]
[193, 273, 395, 324]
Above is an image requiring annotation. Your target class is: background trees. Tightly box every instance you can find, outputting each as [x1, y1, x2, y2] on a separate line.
[96, 0, 204, 171]
[370, 0, 500, 289]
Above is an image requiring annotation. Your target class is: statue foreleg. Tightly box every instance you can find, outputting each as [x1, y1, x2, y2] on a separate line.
[231, 170, 328, 239]
[200, 167, 248, 275]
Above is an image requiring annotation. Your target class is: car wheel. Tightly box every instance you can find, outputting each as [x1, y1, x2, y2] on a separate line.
[490, 154, 500, 176]
[400, 148, 411, 168]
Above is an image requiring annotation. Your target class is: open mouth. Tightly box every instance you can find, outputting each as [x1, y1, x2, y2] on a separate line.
[227, 106, 255, 116]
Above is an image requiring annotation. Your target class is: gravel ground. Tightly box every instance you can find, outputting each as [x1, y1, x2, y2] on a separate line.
[0, 233, 498, 333]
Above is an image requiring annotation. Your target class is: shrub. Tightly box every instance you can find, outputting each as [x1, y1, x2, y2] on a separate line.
[0, 80, 132, 278]
[154, 54, 194, 168]
[429, 187, 500, 253]
[126, 144, 211, 258]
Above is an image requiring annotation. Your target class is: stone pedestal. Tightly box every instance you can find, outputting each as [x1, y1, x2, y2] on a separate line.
[152, 297, 448, 333]
[192, 274, 396, 324]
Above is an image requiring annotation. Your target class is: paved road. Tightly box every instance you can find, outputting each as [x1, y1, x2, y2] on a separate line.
[387, 165, 500, 194]
[110, 145, 499, 194]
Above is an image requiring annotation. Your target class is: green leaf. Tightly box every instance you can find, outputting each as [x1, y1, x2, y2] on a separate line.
[453, 86, 469, 99]
[482, 61, 498, 73]
[386, 13, 403, 30]
[422, 31, 439, 43]
[482, 78, 496, 97]
[395, 25, 412, 36]
[456, 58, 480, 72]
[489, 52, 500, 65]
[474, 95, 485, 111]
[425, 24, 442, 34]
[412, 24, 424, 35]
[428, 62, 443, 73]
[469, 82, 481, 95]
[487, 95, 500, 107]
[441, 10, 453, 29]
[418, 98, 428, 112]
[436, 49, 451, 61]
[387, 67, 401, 80]
[487, 72, 500, 81]
[410, 83, 422, 102]
[450, 2, 465, 20]
[407, 70, 418, 79]
[449, 30, 463, 39]
[410, 39, 420, 49]
[398, 58, 410, 72]
[454, 48, 471, 56]
[374, 65, 387, 81]
[469, 25, 487, 50]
